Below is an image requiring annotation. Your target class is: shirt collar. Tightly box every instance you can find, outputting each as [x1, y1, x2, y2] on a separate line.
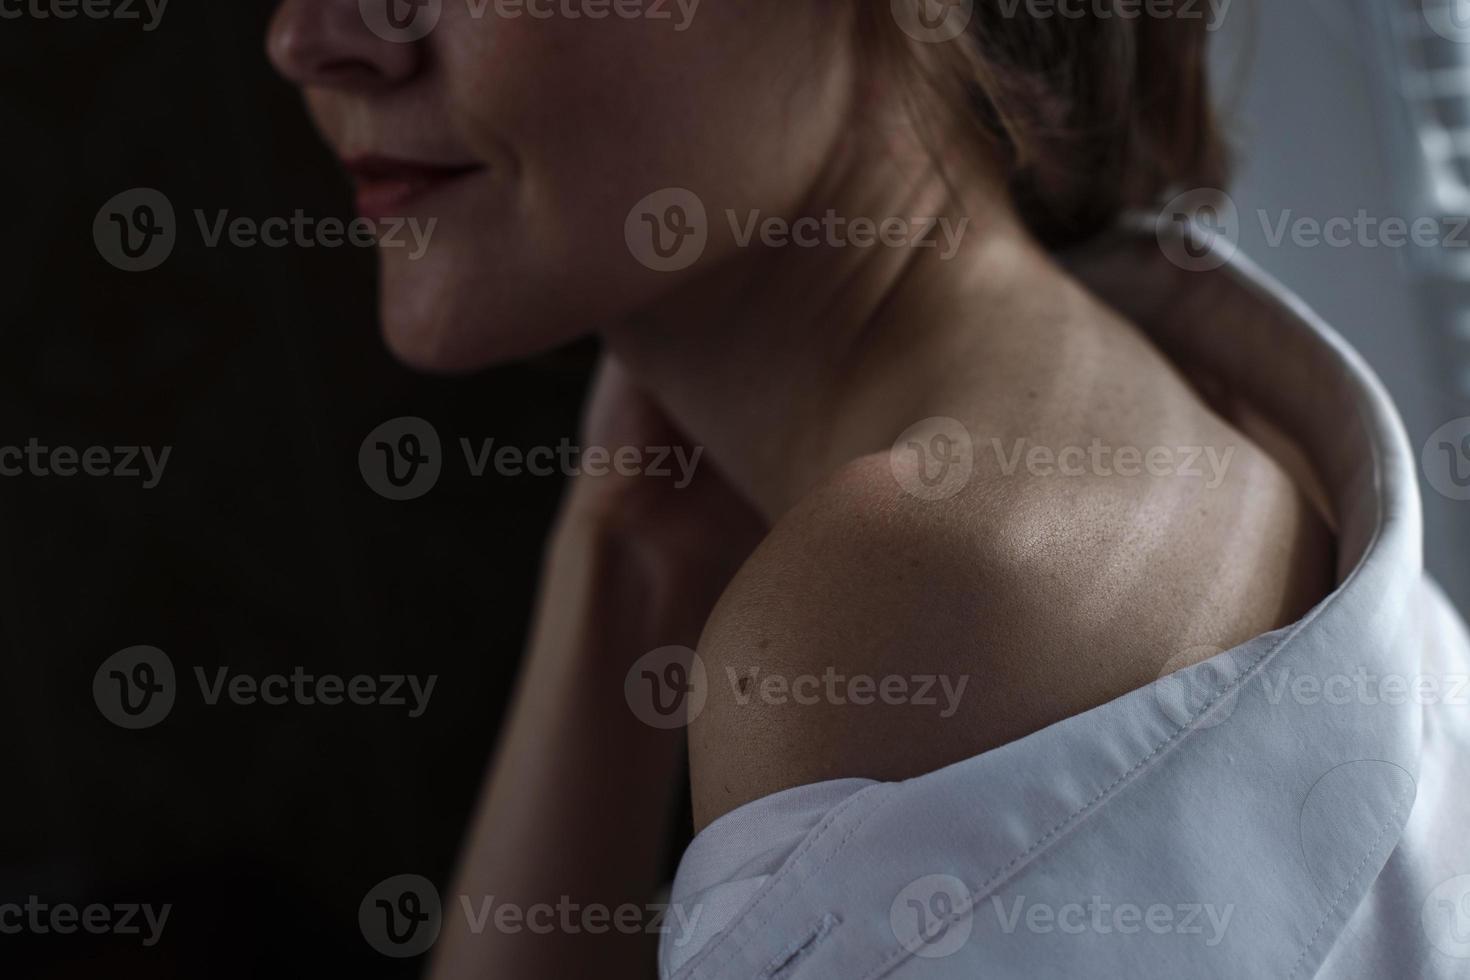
[675, 219, 1427, 980]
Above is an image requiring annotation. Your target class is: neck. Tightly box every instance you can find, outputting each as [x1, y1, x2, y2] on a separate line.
[603, 134, 1081, 521]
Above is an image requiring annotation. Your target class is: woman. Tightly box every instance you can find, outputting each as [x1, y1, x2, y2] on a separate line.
[267, 2, 1470, 977]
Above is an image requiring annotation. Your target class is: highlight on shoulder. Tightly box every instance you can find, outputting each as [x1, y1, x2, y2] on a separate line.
[689, 406, 1332, 830]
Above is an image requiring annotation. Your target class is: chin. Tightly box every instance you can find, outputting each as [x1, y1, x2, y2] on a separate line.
[375, 250, 590, 375]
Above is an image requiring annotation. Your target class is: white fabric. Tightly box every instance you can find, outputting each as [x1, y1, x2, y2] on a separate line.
[659, 221, 1470, 980]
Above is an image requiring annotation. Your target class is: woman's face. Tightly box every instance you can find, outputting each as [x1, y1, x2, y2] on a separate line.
[267, 0, 855, 372]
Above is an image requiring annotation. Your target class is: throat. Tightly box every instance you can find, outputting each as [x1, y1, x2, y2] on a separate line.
[602, 196, 1070, 522]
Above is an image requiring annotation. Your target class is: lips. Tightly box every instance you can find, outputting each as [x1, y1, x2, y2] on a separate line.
[343, 155, 486, 220]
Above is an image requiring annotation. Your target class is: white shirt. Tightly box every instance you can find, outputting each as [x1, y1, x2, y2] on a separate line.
[658, 221, 1470, 979]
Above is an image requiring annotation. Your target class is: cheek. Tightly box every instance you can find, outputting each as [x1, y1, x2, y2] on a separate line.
[441, 9, 852, 246]
[378, 5, 854, 372]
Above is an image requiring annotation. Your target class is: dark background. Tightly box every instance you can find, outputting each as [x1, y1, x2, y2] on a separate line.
[8, 2, 1470, 977]
[1, 4, 588, 975]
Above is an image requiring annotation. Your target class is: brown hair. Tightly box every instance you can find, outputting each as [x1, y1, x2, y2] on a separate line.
[864, 1, 1230, 249]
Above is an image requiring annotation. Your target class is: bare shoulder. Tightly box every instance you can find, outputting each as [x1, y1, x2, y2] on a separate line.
[689, 431, 1331, 829]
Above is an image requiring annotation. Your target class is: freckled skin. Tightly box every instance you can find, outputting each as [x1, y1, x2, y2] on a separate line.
[265, 4, 1333, 974]
[689, 273, 1333, 828]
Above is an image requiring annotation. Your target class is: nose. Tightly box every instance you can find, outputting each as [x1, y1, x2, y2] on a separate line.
[267, 0, 423, 92]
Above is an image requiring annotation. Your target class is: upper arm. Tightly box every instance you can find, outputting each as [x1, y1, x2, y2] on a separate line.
[688, 455, 1039, 829]
[688, 441, 1330, 830]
